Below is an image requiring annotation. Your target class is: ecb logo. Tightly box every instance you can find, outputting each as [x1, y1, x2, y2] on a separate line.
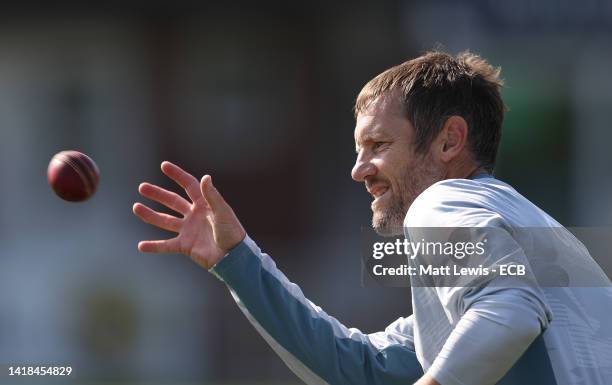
[499, 265, 525, 276]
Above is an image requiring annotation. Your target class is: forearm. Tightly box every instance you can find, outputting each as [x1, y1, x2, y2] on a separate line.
[414, 373, 440, 385]
[210, 237, 423, 385]
[429, 289, 548, 385]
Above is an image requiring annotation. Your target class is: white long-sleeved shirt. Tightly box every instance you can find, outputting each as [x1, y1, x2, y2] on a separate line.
[405, 174, 612, 385]
[210, 174, 612, 385]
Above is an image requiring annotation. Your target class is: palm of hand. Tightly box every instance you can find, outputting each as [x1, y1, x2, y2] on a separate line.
[177, 203, 224, 268]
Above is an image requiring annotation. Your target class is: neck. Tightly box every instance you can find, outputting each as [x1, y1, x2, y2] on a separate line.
[466, 166, 489, 179]
[444, 154, 489, 179]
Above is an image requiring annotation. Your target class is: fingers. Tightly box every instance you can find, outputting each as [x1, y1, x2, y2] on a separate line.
[138, 239, 179, 254]
[200, 175, 227, 213]
[161, 161, 203, 204]
[133, 202, 182, 233]
[139, 182, 191, 216]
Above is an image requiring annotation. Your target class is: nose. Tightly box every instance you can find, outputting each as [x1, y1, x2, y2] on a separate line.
[351, 155, 377, 182]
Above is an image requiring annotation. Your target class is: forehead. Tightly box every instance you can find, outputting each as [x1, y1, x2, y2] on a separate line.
[354, 94, 412, 145]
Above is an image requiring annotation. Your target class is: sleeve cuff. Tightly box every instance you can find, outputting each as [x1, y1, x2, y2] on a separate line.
[208, 235, 257, 282]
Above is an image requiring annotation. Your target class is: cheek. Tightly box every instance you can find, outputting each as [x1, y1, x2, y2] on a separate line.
[381, 154, 410, 184]
[374, 151, 398, 174]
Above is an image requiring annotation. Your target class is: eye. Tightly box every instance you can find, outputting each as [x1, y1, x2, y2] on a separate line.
[372, 141, 387, 152]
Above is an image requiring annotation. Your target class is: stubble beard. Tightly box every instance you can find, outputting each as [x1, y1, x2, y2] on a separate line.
[372, 156, 444, 236]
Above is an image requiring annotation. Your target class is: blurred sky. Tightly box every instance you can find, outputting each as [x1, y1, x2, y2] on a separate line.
[1, 1, 611, 383]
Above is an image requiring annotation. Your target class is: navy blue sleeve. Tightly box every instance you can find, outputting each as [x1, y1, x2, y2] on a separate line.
[210, 237, 423, 385]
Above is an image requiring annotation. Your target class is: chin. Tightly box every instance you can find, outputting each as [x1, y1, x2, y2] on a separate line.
[372, 210, 404, 236]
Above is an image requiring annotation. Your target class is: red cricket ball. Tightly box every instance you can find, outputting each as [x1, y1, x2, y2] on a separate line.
[47, 150, 100, 202]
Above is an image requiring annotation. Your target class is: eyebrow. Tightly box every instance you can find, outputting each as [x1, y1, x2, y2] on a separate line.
[355, 130, 389, 153]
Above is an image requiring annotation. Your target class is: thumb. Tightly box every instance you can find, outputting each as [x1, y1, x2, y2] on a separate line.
[200, 175, 226, 212]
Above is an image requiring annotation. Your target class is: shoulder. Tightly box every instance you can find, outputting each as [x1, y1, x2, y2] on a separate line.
[404, 177, 512, 228]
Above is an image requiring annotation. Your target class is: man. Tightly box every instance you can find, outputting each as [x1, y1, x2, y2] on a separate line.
[133, 51, 612, 385]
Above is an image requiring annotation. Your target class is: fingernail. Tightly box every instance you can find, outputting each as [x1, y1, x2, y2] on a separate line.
[202, 174, 212, 188]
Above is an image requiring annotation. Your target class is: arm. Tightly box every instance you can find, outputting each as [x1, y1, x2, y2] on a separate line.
[405, 210, 552, 385]
[427, 286, 548, 385]
[133, 162, 423, 385]
[414, 374, 440, 385]
[211, 236, 423, 385]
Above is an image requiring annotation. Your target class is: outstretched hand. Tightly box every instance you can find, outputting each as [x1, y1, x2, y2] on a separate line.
[133, 161, 246, 269]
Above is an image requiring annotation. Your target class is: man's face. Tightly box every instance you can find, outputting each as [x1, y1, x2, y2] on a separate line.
[352, 93, 444, 235]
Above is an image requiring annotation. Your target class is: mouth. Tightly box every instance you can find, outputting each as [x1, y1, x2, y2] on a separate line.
[368, 185, 390, 208]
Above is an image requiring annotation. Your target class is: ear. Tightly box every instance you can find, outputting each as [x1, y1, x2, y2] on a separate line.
[435, 115, 468, 163]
